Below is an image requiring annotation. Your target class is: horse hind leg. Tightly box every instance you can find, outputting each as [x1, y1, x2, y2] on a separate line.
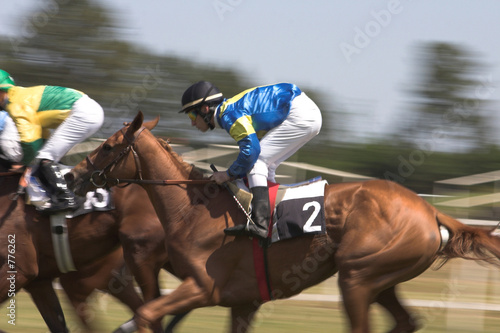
[338, 274, 372, 333]
[337, 241, 438, 332]
[376, 286, 419, 333]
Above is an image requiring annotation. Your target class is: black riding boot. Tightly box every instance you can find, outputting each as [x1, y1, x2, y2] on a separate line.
[37, 159, 76, 212]
[224, 186, 270, 240]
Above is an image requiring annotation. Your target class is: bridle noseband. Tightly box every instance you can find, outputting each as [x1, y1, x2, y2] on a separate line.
[84, 126, 212, 188]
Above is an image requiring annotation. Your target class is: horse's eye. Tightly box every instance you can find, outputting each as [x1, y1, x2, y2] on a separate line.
[103, 143, 113, 151]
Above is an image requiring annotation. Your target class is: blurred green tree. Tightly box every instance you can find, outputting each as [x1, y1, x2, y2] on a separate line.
[2, 1, 500, 216]
[396, 42, 494, 152]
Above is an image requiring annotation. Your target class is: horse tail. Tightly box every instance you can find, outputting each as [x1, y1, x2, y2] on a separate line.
[436, 212, 500, 267]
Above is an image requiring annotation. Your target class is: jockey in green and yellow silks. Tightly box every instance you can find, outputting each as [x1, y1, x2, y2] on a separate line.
[0, 69, 104, 212]
[4, 85, 84, 165]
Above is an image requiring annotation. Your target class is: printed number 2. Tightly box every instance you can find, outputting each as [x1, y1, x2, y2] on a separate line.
[303, 201, 321, 233]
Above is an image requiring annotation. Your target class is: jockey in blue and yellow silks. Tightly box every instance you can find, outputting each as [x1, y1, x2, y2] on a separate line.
[179, 81, 322, 240]
[216, 83, 302, 178]
[0, 69, 104, 212]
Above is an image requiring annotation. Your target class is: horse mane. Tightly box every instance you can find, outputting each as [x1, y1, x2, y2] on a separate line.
[156, 138, 206, 180]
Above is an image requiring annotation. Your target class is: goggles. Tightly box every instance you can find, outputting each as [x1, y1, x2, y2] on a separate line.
[187, 109, 198, 122]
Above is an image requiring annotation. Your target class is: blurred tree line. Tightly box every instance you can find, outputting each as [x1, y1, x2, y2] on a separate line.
[1, 0, 499, 194]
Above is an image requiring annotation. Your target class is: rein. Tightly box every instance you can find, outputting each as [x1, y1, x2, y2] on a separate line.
[85, 126, 213, 188]
[0, 171, 20, 177]
[111, 178, 212, 186]
[0, 166, 25, 177]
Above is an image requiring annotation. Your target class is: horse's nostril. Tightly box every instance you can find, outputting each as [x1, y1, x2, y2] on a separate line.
[64, 172, 74, 183]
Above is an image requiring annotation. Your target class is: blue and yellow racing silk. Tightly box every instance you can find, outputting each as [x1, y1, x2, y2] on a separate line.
[216, 83, 302, 177]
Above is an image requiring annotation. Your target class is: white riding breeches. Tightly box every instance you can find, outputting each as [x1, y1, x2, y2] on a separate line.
[247, 93, 322, 188]
[37, 95, 104, 163]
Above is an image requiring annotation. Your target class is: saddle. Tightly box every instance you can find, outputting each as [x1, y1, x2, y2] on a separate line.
[270, 178, 328, 243]
[234, 177, 328, 243]
[24, 165, 114, 217]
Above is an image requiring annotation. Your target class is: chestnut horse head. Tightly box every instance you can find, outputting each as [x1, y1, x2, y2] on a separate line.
[68, 111, 500, 333]
[67, 112, 160, 193]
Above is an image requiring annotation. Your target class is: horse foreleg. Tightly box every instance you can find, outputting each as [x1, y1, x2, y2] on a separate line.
[134, 277, 212, 333]
[230, 303, 261, 333]
[376, 286, 419, 333]
[105, 263, 166, 333]
[24, 279, 68, 333]
[126, 258, 162, 302]
[60, 270, 103, 330]
[164, 311, 190, 333]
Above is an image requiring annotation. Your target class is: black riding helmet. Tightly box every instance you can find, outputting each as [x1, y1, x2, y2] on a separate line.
[180, 81, 224, 130]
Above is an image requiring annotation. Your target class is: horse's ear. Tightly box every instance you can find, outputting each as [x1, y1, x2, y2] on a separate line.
[144, 115, 160, 131]
[125, 111, 144, 137]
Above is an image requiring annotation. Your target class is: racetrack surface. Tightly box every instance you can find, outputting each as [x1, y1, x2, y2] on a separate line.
[1, 258, 499, 332]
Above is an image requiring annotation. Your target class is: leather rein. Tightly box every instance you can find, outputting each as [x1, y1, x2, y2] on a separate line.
[85, 126, 212, 188]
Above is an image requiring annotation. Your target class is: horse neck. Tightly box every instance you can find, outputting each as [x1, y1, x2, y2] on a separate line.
[134, 136, 199, 236]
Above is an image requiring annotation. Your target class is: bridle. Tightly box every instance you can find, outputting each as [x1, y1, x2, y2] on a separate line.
[85, 126, 211, 188]
[85, 126, 145, 188]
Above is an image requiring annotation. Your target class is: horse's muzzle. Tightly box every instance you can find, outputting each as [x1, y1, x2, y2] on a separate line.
[64, 171, 87, 196]
[64, 171, 74, 184]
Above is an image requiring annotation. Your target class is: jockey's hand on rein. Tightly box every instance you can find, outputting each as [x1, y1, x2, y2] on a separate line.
[211, 171, 231, 185]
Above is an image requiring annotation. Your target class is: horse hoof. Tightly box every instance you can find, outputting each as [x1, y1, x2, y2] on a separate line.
[113, 318, 137, 333]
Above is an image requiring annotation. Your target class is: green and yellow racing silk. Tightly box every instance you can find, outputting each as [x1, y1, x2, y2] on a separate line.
[6, 85, 83, 164]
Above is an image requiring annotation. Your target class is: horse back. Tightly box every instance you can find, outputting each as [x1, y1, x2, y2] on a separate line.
[323, 179, 439, 245]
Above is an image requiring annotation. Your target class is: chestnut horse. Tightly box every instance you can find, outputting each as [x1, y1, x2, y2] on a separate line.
[67, 111, 500, 333]
[0, 168, 169, 332]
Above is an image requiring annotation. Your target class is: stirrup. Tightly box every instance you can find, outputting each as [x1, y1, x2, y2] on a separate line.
[224, 224, 250, 236]
[224, 223, 268, 240]
[36, 199, 77, 214]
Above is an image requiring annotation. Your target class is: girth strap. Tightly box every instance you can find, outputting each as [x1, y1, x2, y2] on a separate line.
[50, 213, 76, 273]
